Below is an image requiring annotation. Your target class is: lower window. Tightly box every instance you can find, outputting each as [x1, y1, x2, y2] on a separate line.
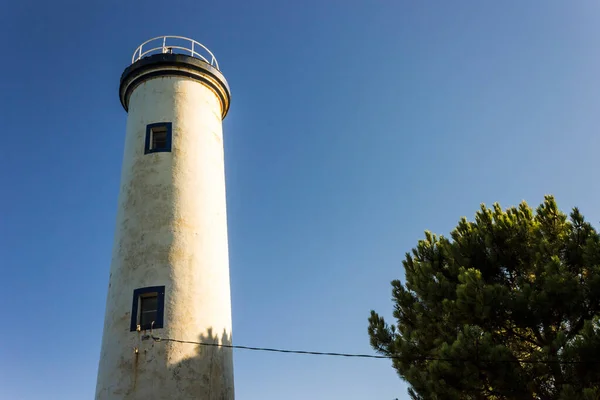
[130, 286, 165, 331]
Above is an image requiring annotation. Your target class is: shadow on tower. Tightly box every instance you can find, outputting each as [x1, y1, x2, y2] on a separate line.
[163, 327, 235, 399]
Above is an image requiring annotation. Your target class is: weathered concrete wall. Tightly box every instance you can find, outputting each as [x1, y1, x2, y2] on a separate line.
[96, 74, 234, 399]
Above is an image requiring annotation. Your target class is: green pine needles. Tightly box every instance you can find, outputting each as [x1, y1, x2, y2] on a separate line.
[369, 196, 600, 400]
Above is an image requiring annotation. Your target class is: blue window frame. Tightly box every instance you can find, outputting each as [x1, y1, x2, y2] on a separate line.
[130, 286, 165, 331]
[145, 122, 172, 154]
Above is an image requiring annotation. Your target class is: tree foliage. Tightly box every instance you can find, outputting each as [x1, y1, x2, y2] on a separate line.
[369, 196, 600, 399]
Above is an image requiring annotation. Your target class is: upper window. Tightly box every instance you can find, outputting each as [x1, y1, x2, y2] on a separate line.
[145, 123, 172, 154]
[130, 286, 165, 331]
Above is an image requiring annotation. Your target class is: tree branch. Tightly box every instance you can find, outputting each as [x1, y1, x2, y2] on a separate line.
[566, 315, 587, 341]
[502, 324, 543, 349]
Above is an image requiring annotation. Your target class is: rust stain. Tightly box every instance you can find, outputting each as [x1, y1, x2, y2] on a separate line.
[132, 347, 139, 392]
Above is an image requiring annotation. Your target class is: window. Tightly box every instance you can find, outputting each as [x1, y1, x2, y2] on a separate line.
[130, 286, 165, 331]
[145, 123, 172, 154]
[140, 294, 158, 327]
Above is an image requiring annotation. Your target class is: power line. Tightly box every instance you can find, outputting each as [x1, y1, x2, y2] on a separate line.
[149, 335, 598, 365]
[150, 335, 389, 359]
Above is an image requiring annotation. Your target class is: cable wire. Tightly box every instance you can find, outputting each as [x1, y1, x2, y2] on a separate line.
[151, 335, 389, 359]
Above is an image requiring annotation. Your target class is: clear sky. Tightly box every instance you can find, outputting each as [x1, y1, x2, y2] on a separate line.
[2, 1, 600, 399]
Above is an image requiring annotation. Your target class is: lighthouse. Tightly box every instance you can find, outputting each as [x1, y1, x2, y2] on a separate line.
[95, 36, 234, 399]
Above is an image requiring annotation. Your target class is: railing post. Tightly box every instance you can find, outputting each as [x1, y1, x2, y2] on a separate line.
[191, 41, 195, 57]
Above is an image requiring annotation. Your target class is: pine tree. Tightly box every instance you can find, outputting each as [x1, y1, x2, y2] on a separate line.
[369, 196, 600, 399]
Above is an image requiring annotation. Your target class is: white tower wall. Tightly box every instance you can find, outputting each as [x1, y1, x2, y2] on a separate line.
[96, 44, 234, 400]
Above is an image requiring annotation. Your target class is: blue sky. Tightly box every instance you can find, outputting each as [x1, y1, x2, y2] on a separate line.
[2, 1, 600, 399]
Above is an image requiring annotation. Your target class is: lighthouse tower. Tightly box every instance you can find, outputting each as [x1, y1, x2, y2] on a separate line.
[96, 36, 234, 399]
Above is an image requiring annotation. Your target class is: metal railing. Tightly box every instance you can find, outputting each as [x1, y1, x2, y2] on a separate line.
[131, 36, 219, 69]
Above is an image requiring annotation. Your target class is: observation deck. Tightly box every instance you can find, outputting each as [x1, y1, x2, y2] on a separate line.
[119, 36, 230, 118]
[131, 36, 220, 69]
